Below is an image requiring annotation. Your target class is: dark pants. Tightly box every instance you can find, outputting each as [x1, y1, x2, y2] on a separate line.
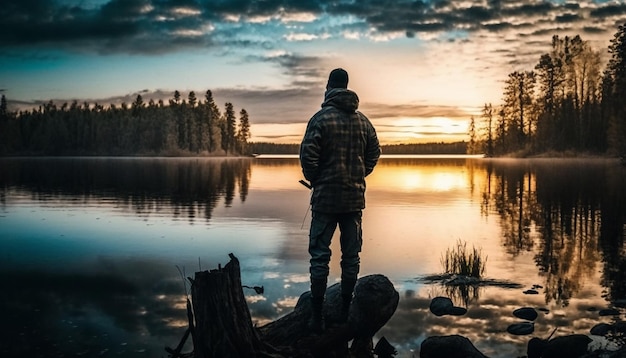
[308, 210, 363, 282]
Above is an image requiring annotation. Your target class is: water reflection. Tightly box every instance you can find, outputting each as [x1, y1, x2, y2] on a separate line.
[0, 156, 624, 357]
[480, 159, 626, 308]
[0, 157, 252, 222]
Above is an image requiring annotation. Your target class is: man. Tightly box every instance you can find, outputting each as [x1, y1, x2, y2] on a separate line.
[299, 68, 381, 333]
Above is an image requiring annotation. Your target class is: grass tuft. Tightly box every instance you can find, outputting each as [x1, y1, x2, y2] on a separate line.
[440, 240, 487, 278]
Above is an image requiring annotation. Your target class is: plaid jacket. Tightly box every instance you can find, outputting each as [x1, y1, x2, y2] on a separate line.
[300, 88, 381, 213]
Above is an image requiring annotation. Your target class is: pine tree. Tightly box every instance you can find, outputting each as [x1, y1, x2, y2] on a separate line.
[237, 108, 251, 155]
[205, 90, 222, 153]
[606, 23, 626, 159]
[222, 102, 236, 155]
[0, 94, 7, 119]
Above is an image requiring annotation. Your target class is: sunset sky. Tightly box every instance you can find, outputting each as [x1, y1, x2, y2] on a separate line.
[1, 0, 625, 144]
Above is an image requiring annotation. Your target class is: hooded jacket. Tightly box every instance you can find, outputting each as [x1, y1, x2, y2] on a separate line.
[300, 88, 381, 213]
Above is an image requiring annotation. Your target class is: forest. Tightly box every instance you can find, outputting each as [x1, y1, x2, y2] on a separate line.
[468, 22, 626, 159]
[0, 90, 250, 156]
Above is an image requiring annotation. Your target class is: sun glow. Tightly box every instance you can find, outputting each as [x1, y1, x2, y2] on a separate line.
[368, 164, 468, 193]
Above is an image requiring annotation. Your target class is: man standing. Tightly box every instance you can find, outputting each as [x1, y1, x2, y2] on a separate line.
[299, 68, 381, 333]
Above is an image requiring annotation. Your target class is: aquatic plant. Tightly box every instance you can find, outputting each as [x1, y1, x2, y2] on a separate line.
[440, 240, 487, 278]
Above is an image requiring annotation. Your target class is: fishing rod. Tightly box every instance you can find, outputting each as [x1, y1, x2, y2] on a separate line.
[299, 179, 312, 229]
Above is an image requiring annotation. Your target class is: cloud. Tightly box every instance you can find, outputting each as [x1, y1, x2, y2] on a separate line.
[1, 0, 621, 56]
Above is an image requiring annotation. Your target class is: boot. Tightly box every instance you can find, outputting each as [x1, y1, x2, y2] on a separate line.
[309, 296, 325, 333]
[308, 278, 327, 333]
[339, 278, 357, 323]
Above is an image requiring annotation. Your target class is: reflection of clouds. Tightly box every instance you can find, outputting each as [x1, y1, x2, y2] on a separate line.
[377, 284, 618, 357]
[2, 157, 625, 357]
[0, 257, 193, 357]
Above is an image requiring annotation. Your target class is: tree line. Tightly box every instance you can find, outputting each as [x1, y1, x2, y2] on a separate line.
[248, 141, 468, 155]
[0, 90, 251, 156]
[468, 23, 626, 159]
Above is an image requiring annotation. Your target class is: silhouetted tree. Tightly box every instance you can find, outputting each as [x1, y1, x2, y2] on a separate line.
[502, 71, 536, 152]
[222, 102, 237, 155]
[204, 90, 222, 153]
[0, 89, 249, 156]
[237, 108, 251, 155]
[605, 23, 626, 159]
[481, 103, 495, 157]
[132, 94, 144, 117]
[0, 94, 7, 119]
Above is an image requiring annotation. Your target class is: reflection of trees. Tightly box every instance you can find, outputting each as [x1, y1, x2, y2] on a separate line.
[481, 161, 536, 253]
[480, 160, 625, 306]
[0, 158, 252, 223]
[598, 167, 626, 304]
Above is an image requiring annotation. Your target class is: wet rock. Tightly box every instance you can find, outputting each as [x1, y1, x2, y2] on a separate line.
[513, 307, 538, 321]
[373, 336, 397, 358]
[420, 335, 488, 358]
[523, 289, 539, 295]
[507, 322, 534, 335]
[590, 323, 613, 336]
[614, 321, 626, 333]
[614, 299, 626, 308]
[598, 308, 620, 316]
[527, 337, 548, 358]
[430, 297, 453, 316]
[448, 306, 468, 316]
[540, 335, 592, 358]
[429, 297, 467, 317]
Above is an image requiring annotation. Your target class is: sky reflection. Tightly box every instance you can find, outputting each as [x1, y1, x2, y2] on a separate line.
[0, 157, 624, 357]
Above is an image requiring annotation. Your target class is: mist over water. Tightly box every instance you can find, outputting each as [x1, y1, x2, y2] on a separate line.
[1, 156, 624, 357]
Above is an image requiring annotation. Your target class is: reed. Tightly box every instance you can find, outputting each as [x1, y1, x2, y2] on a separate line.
[441, 240, 486, 278]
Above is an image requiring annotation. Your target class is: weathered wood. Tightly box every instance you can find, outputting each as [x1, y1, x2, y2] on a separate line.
[258, 274, 399, 356]
[177, 254, 399, 358]
[190, 253, 269, 358]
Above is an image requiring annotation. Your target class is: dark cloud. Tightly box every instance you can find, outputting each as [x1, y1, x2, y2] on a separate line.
[0, 0, 618, 56]
[555, 13, 580, 23]
[590, 3, 626, 19]
[583, 26, 609, 34]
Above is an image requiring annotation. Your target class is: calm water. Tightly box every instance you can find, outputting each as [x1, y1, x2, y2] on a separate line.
[1, 156, 625, 357]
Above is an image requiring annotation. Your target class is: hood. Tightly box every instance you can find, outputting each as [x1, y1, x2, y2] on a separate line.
[321, 88, 359, 113]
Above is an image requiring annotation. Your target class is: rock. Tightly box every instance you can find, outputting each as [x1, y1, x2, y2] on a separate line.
[540, 335, 592, 358]
[513, 307, 538, 321]
[614, 322, 626, 333]
[523, 289, 539, 295]
[429, 297, 467, 317]
[373, 336, 397, 358]
[590, 323, 613, 336]
[420, 335, 488, 358]
[448, 306, 468, 316]
[429, 297, 453, 316]
[507, 322, 534, 335]
[598, 308, 620, 316]
[527, 337, 548, 358]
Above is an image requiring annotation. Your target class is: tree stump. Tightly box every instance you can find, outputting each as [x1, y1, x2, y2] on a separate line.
[190, 253, 273, 357]
[177, 253, 399, 358]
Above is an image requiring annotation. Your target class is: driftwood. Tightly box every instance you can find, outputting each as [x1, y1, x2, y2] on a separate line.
[167, 253, 399, 358]
[258, 271, 399, 356]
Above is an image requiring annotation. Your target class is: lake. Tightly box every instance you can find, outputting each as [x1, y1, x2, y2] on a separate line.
[1, 156, 625, 357]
